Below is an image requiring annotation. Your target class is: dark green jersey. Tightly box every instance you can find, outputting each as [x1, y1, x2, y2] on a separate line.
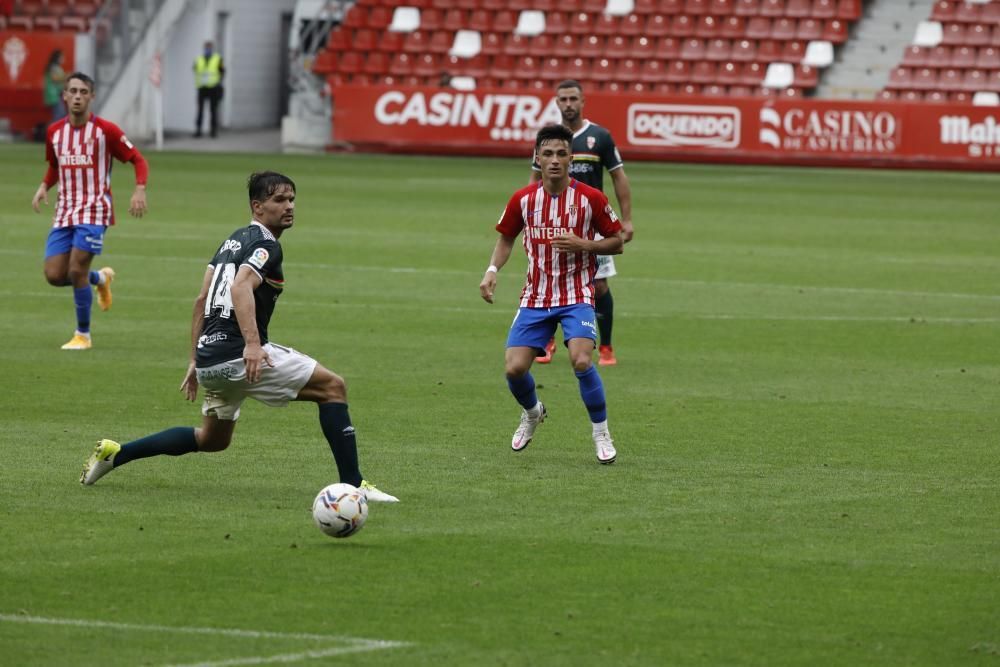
[196, 222, 285, 367]
[533, 120, 624, 192]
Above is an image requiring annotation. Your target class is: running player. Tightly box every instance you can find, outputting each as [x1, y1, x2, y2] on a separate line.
[530, 79, 633, 366]
[482, 124, 624, 463]
[32, 71, 149, 350]
[80, 171, 398, 502]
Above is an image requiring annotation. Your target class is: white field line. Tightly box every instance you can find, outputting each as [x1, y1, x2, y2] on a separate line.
[0, 614, 411, 667]
[2, 289, 998, 325]
[0, 247, 998, 302]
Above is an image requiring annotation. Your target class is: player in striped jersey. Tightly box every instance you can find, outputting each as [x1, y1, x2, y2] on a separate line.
[31, 72, 149, 350]
[531, 80, 634, 366]
[80, 172, 398, 503]
[481, 124, 624, 464]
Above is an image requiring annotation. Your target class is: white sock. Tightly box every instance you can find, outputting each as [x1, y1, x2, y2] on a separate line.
[527, 402, 542, 418]
[75, 330, 92, 339]
[592, 420, 609, 436]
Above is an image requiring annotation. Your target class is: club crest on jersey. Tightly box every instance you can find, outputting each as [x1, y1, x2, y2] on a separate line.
[248, 248, 269, 269]
[587, 136, 596, 150]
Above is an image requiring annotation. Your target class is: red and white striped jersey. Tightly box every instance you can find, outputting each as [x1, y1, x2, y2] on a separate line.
[44, 115, 142, 228]
[496, 179, 622, 308]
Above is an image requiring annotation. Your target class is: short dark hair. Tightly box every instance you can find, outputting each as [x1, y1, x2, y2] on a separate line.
[64, 71, 95, 92]
[535, 124, 573, 150]
[556, 79, 583, 94]
[247, 171, 296, 205]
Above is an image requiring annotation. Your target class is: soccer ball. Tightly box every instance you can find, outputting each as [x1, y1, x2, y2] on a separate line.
[312, 483, 368, 538]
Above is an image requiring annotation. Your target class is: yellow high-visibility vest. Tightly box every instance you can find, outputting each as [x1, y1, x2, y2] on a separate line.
[194, 54, 222, 88]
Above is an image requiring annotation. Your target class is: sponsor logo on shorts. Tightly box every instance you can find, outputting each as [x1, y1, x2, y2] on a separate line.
[197, 365, 238, 381]
[581, 319, 597, 333]
[248, 248, 269, 269]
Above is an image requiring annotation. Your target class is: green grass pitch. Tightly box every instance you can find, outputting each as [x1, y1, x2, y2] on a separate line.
[0, 143, 998, 666]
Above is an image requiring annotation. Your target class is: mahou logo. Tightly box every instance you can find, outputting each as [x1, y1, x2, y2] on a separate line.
[759, 106, 900, 154]
[939, 115, 1000, 158]
[627, 104, 740, 148]
[373, 91, 561, 142]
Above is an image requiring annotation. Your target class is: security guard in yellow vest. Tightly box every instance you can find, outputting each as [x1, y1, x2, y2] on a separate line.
[194, 41, 225, 137]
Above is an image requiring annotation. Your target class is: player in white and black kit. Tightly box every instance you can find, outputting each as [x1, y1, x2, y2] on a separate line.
[531, 80, 634, 366]
[80, 171, 398, 503]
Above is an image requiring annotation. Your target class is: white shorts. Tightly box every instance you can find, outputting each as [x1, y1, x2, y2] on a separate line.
[595, 254, 617, 280]
[196, 342, 318, 421]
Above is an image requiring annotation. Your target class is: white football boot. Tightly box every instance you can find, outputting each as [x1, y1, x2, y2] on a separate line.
[511, 403, 546, 452]
[593, 430, 617, 464]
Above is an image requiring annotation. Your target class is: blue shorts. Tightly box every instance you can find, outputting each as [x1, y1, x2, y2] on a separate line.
[506, 303, 598, 353]
[44, 225, 106, 258]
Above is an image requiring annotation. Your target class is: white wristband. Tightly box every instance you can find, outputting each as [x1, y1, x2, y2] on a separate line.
[486, 265, 498, 274]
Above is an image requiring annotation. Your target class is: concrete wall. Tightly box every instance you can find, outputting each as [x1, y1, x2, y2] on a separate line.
[162, 0, 296, 133]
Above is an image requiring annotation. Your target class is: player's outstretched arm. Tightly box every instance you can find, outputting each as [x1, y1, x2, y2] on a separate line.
[480, 234, 516, 304]
[128, 154, 150, 217]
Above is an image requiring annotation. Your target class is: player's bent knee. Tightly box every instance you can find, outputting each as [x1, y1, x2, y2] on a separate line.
[194, 427, 232, 452]
[571, 356, 593, 373]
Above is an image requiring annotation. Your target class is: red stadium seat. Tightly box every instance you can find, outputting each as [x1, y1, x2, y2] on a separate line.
[656, 36, 681, 58]
[553, 33, 576, 56]
[352, 29, 377, 51]
[468, 9, 490, 31]
[488, 54, 515, 78]
[797, 18, 823, 41]
[794, 63, 818, 87]
[720, 16, 745, 38]
[672, 14, 694, 36]
[771, 18, 796, 40]
[731, 38, 757, 61]
[634, 0, 657, 13]
[336, 51, 363, 74]
[836, 0, 860, 20]
[528, 34, 554, 56]
[822, 19, 848, 43]
[594, 13, 618, 36]
[493, 11, 516, 32]
[685, 0, 710, 14]
[546, 11, 569, 33]
[580, 34, 604, 57]
[984, 3, 1000, 24]
[950, 90, 971, 103]
[569, 12, 592, 34]
[930, 1, 956, 22]
[966, 24, 991, 47]
[691, 60, 717, 82]
[925, 90, 949, 103]
[733, 0, 760, 16]
[901, 90, 924, 102]
[728, 84, 753, 96]
[927, 45, 951, 67]
[615, 58, 640, 82]
[368, 6, 392, 29]
[680, 38, 706, 59]
[876, 88, 897, 101]
[955, 2, 982, 23]
[503, 33, 529, 55]
[402, 30, 428, 53]
[442, 9, 464, 31]
[706, 38, 732, 60]
[951, 45, 976, 68]
[364, 51, 389, 75]
[787, 0, 811, 18]
[658, 0, 684, 12]
[887, 66, 912, 89]
[746, 17, 771, 39]
[639, 59, 666, 81]
[512, 55, 542, 80]
[538, 56, 565, 81]
[694, 15, 720, 38]
[463, 54, 489, 77]
[591, 58, 615, 82]
[646, 14, 670, 36]
[961, 69, 986, 92]
[941, 23, 966, 46]
[313, 51, 337, 74]
[605, 34, 628, 57]
[757, 39, 781, 61]
[811, 0, 836, 19]
[34, 16, 60, 30]
[481, 32, 503, 54]
[710, 0, 735, 14]
[341, 6, 366, 29]
[716, 60, 741, 83]
[760, 0, 784, 17]
[413, 53, 441, 77]
[989, 70, 1000, 92]
[781, 40, 805, 62]
[940, 67, 964, 90]
[901, 46, 928, 68]
[976, 47, 999, 70]
[621, 13, 643, 36]
[741, 61, 765, 84]
[629, 36, 656, 58]
[665, 60, 691, 82]
[913, 67, 938, 90]
[702, 84, 727, 96]
[377, 31, 403, 52]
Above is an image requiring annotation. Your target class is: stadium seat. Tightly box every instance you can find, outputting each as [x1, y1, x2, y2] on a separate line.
[887, 66, 912, 89]
[665, 59, 691, 82]
[930, 1, 956, 23]
[659, 0, 684, 13]
[413, 53, 440, 77]
[797, 18, 823, 41]
[950, 45, 975, 68]
[463, 53, 489, 77]
[629, 36, 656, 58]
[672, 14, 695, 36]
[803, 40, 834, 67]
[901, 45, 928, 67]
[367, 6, 392, 29]
[757, 39, 781, 61]
[941, 23, 966, 46]
[701, 37, 728, 61]
[901, 89, 924, 102]
[553, 34, 576, 56]
[569, 12, 593, 34]
[925, 90, 949, 103]
[927, 44, 951, 66]
[539, 56, 565, 80]
[388, 7, 420, 32]
[646, 14, 670, 36]
[876, 88, 897, 101]
[512, 55, 542, 79]
[913, 67, 938, 90]
[639, 59, 665, 82]
[680, 37, 706, 59]
[377, 30, 403, 52]
[741, 61, 766, 84]
[402, 30, 429, 53]
[763, 62, 794, 87]
[914, 21, 944, 47]
[822, 19, 848, 43]
[528, 33, 554, 56]
[621, 13, 643, 36]
[685, 0, 709, 13]
[451, 30, 482, 57]
[493, 11, 516, 32]
[481, 32, 503, 54]
[728, 84, 753, 96]
[364, 51, 389, 75]
[966, 24, 991, 47]
[336, 51, 363, 74]
[607, 0, 636, 15]
[955, 2, 982, 24]
[606, 35, 629, 57]
[715, 60, 740, 84]
[503, 33, 530, 55]
[962, 68, 987, 92]
[442, 9, 464, 31]
[811, 0, 836, 19]
[976, 46, 999, 70]
[691, 60, 717, 83]
[720, 16, 746, 38]
[734, 0, 760, 16]
[786, 0, 811, 18]
[615, 58, 640, 82]
[634, 0, 657, 13]
[973, 90, 1000, 105]
[656, 36, 681, 58]
[706, 0, 732, 13]
[781, 40, 806, 62]
[746, 17, 771, 40]
[836, 0, 860, 20]
[468, 10, 490, 31]
[516, 10, 546, 36]
[760, 0, 784, 18]
[695, 15, 720, 38]
[731, 38, 757, 61]
[594, 13, 619, 36]
[772, 18, 797, 40]
[581, 34, 604, 56]
[794, 63, 818, 87]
